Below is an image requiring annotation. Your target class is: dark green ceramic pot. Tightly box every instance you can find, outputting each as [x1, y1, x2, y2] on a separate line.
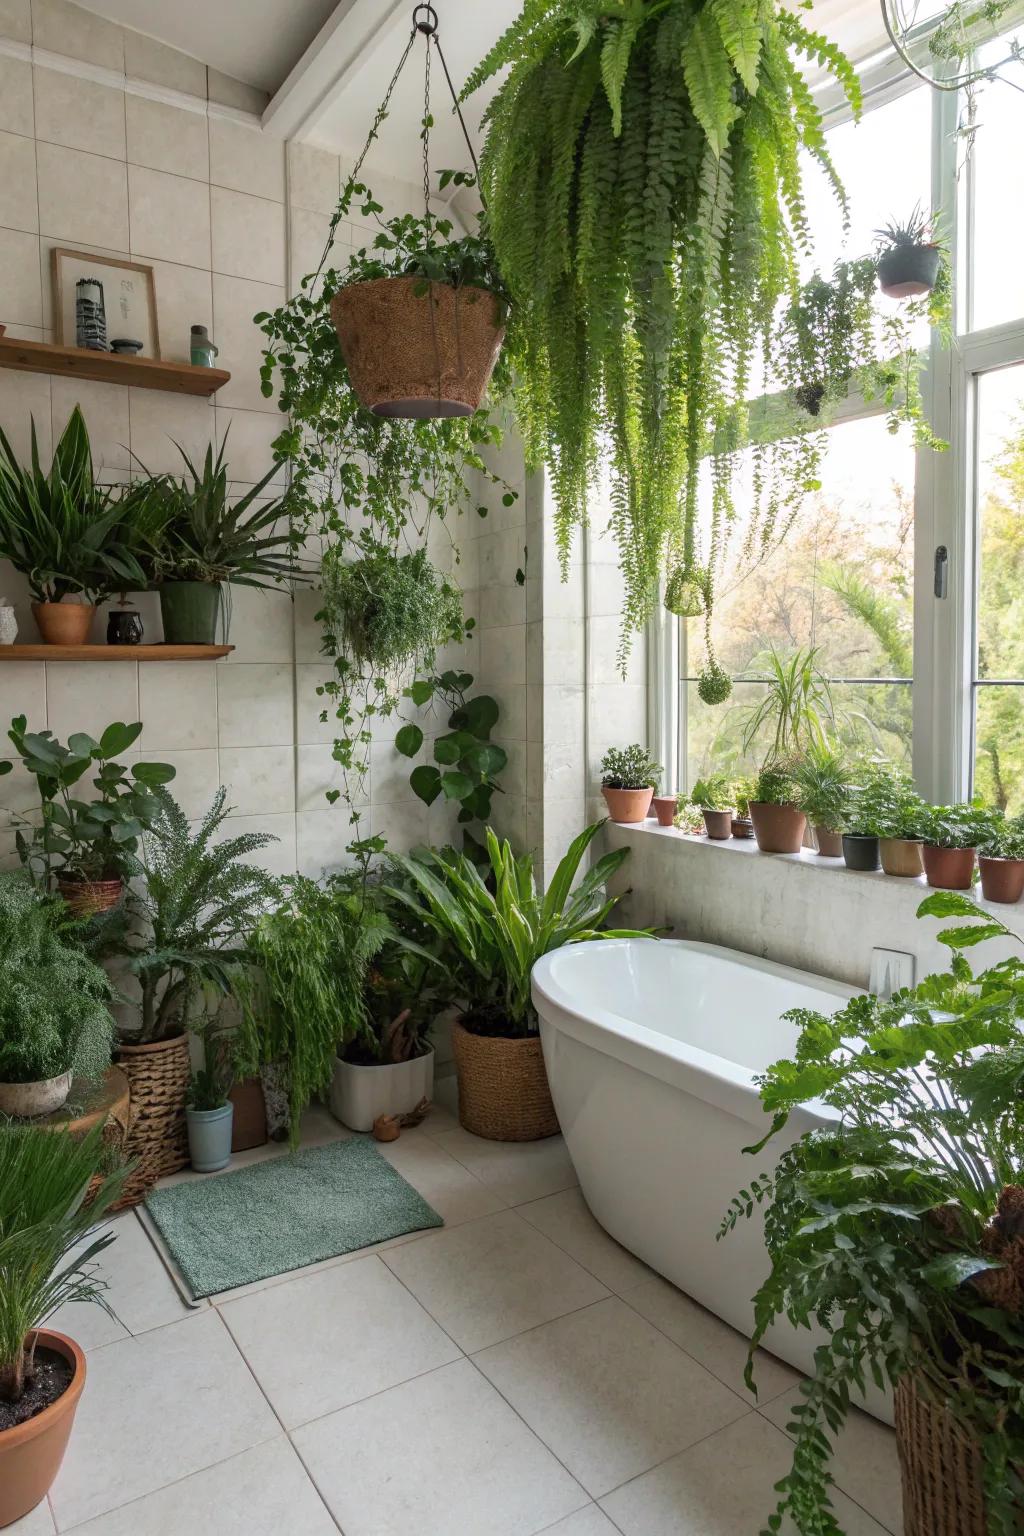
[842, 833, 881, 872]
[159, 581, 222, 644]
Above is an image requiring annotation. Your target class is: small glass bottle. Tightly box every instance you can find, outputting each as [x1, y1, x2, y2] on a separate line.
[190, 324, 219, 367]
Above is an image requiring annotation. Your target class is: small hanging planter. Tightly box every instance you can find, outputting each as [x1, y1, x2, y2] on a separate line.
[664, 564, 707, 619]
[874, 207, 942, 299]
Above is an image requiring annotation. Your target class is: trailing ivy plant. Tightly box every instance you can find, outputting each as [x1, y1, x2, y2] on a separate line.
[464, 0, 861, 677]
[395, 669, 506, 854]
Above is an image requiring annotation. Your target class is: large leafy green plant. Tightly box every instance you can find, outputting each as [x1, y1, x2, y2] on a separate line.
[721, 893, 1024, 1534]
[465, 0, 859, 671]
[395, 669, 507, 848]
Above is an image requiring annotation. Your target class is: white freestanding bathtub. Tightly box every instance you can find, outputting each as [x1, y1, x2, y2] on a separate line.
[532, 937, 860, 1386]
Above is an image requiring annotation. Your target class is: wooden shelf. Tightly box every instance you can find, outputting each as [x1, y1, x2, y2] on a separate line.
[0, 336, 231, 396]
[0, 644, 234, 661]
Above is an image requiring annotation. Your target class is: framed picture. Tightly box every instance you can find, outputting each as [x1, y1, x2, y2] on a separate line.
[51, 248, 161, 359]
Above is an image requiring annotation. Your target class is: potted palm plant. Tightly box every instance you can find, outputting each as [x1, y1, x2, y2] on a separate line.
[722, 892, 1024, 1535]
[978, 814, 1024, 904]
[791, 741, 851, 857]
[599, 745, 661, 824]
[0, 409, 150, 645]
[387, 823, 653, 1141]
[0, 873, 113, 1118]
[748, 763, 806, 855]
[875, 205, 944, 298]
[0, 1124, 124, 1528]
[689, 774, 736, 840]
[921, 804, 996, 891]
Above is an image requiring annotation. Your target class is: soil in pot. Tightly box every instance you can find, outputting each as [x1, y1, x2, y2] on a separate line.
[922, 844, 976, 891]
[880, 837, 925, 878]
[842, 834, 881, 872]
[877, 243, 941, 298]
[813, 826, 843, 858]
[0, 1331, 85, 1529]
[979, 855, 1024, 904]
[31, 601, 94, 646]
[702, 808, 734, 840]
[159, 581, 222, 644]
[651, 795, 678, 827]
[749, 802, 806, 855]
[0, 1347, 72, 1434]
[602, 786, 654, 824]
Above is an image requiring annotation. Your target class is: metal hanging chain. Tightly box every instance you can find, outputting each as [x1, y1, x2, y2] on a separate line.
[422, 16, 433, 226]
[413, 3, 484, 191]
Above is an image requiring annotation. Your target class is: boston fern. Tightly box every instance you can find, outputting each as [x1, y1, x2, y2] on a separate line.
[721, 893, 1024, 1534]
[464, 0, 860, 674]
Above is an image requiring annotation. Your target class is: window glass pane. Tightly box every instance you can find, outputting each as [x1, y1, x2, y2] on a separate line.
[970, 38, 1024, 331]
[974, 686, 1024, 815]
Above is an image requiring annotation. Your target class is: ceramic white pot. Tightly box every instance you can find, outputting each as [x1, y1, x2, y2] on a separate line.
[0, 1071, 72, 1118]
[0, 604, 18, 645]
[329, 1050, 435, 1133]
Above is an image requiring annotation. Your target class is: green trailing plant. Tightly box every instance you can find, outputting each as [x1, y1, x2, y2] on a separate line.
[742, 646, 835, 764]
[751, 762, 798, 806]
[465, 0, 860, 673]
[600, 744, 661, 792]
[320, 546, 464, 672]
[0, 873, 113, 1087]
[791, 740, 852, 832]
[689, 774, 735, 812]
[395, 669, 506, 853]
[0, 408, 150, 605]
[922, 802, 1000, 851]
[7, 717, 176, 886]
[697, 660, 734, 707]
[0, 1122, 125, 1404]
[386, 822, 653, 1037]
[720, 893, 1024, 1535]
[339, 198, 510, 303]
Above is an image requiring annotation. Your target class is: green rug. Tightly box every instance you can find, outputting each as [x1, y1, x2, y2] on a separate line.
[145, 1137, 443, 1299]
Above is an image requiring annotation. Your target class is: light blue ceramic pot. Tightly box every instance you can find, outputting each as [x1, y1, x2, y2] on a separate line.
[186, 1103, 234, 1173]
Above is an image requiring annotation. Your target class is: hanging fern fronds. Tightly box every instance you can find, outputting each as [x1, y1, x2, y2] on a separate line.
[465, 0, 862, 676]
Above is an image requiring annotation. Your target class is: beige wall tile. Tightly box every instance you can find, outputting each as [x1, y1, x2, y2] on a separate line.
[0, 0, 30, 43]
[51, 375, 129, 472]
[125, 96, 208, 183]
[0, 55, 33, 136]
[33, 67, 126, 161]
[288, 205, 347, 296]
[295, 744, 343, 812]
[32, 0, 123, 69]
[214, 406, 283, 486]
[123, 31, 206, 98]
[144, 747, 218, 819]
[0, 129, 37, 232]
[292, 588, 324, 664]
[0, 661, 45, 732]
[214, 810, 296, 877]
[209, 116, 284, 202]
[287, 142, 338, 215]
[296, 806, 355, 877]
[216, 662, 293, 746]
[207, 71, 268, 116]
[127, 388, 214, 476]
[37, 141, 128, 247]
[145, 258, 212, 364]
[45, 659, 138, 741]
[0, 226, 42, 325]
[294, 664, 335, 745]
[128, 163, 211, 270]
[0, 370, 49, 464]
[212, 272, 282, 413]
[223, 584, 294, 664]
[218, 744, 294, 816]
[481, 624, 527, 688]
[138, 661, 218, 750]
[211, 185, 284, 286]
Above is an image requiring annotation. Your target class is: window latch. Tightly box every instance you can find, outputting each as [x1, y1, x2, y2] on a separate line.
[934, 545, 948, 599]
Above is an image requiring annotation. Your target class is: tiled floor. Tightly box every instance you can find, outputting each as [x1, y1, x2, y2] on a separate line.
[18, 1089, 904, 1535]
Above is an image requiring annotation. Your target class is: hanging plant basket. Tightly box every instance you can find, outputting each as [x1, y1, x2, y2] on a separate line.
[330, 275, 506, 420]
[877, 242, 941, 299]
[664, 564, 707, 619]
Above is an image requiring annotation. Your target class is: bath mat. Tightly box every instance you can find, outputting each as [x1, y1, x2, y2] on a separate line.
[144, 1137, 443, 1299]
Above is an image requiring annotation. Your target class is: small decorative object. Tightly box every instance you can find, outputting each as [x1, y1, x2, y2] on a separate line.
[106, 606, 143, 645]
[0, 600, 17, 645]
[190, 324, 218, 367]
[109, 338, 143, 356]
[372, 1114, 402, 1143]
[74, 277, 106, 351]
[53, 249, 159, 357]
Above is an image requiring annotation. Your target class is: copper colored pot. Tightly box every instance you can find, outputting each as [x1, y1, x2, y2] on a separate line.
[32, 602, 94, 646]
[880, 837, 925, 878]
[601, 786, 654, 824]
[922, 844, 976, 891]
[229, 1076, 268, 1152]
[979, 855, 1024, 905]
[0, 1330, 85, 1528]
[749, 802, 806, 855]
[56, 875, 123, 917]
[701, 808, 734, 840]
[651, 795, 678, 827]
[813, 826, 843, 858]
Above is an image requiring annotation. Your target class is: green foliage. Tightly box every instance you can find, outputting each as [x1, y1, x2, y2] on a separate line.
[873, 201, 936, 249]
[320, 546, 463, 672]
[346, 867, 447, 1066]
[843, 758, 901, 837]
[741, 645, 834, 764]
[8, 716, 176, 884]
[340, 199, 510, 303]
[922, 801, 1000, 850]
[752, 763, 798, 805]
[689, 773, 735, 811]
[600, 744, 661, 791]
[400, 670, 506, 847]
[0, 873, 113, 1086]
[0, 1123, 124, 1402]
[697, 660, 733, 706]
[791, 740, 852, 831]
[818, 558, 913, 679]
[721, 896, 1024, 1534]
[0, 408, 150, 604]
[465, 0, 859, 669]
[979, 814, 1024, 862]
[386, 822, 653, 1036]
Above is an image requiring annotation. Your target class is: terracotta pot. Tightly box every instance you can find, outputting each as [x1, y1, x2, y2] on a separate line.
[229, 1076, 268, 1152]
[813, 826, 843, 858]
[880, 837, 925, 878]
[330, 276, 506, 419]
[922, 844, 976, 891]
[601, 786, 654, 824]
[842, 833, 881, 872]
[748, 801, 806, 855]
[731, 817, 754, 839]
[451, 1020, 558, 1142]
[979, 855, 1024, 905]
[701, 808, 734, 840]
[31, 602, 94, 646]
[0, 1072, 72, 1119]
[651, 795, 678, 827]
[56, 875, 123, 918]
[0, 1330, 85, 1528]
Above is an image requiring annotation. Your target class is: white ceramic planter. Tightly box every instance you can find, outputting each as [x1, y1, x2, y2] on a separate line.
[0, 604, 17, 645]
[329, 1050, 435, 1133]
[0, 1071, 72, 1118]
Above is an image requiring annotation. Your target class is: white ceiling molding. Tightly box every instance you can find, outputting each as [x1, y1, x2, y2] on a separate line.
[262, 0, 409, 144]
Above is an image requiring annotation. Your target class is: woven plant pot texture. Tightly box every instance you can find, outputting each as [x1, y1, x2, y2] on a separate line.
[451, 1020, 558, 1142]
[702, 808, 734, 840]
[894, 1374, 1022, 1535]
[881, 837, 925, 878]
[159, 581, 221, 644]
[0, 1330, 85, 1528]
[56, 875, 123, 918]
[32, 601, 94, 645]
[813, 826, 843, 858]
[749, 802, 806, 855]
[331, 276, 506, 419]
[116, 1034, 190, 1202]
[922, 844, 976, 891]
[979, 854, 1024, 904]
[0, 1072, 71, 1119]
[602, 786, 653, 824]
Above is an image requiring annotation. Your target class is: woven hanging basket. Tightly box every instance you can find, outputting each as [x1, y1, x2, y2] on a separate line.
[56, 875, 123, 918]
[330, 275, 506, 419]
[895, 1374, 1023, 1535]
[115, 1033, 190, 1203]
[450, 1019, 559, 1142]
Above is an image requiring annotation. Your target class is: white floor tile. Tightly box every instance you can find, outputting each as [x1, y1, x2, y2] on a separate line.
[220, 1253, 460, 1429]
[620, 1274, 799, 1404]
[474, 1296, 750, 1498]
[518, 1189, 653, 1294]
[601, 1413, 891, 1535]
[374, 1130, 507, 1225]
[6, 1501, 55, 1534]
[51, 1213, 194, 1349]
[65, 1439, 336, 1535]
[293, 1358, 588, 1536]
[49, 1311, 278, 1529]
[761, 1397, 904, 1534]
[538, 1509, 621, 1536]
[383, 1210, 608, 1352]
[432, 1128, 579, 1205]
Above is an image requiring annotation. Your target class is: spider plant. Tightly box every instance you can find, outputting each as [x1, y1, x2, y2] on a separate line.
[742, 646, 835, 765]
[791, 740, 853, 833]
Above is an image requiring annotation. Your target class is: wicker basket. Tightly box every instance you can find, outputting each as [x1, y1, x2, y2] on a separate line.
[115, 1034, 190, 1203]
[56, 875, 123, 917]
[895, 1375, 1000, 1535]
[330, 276, 506, 419]
[451, 1020, 559, 1142]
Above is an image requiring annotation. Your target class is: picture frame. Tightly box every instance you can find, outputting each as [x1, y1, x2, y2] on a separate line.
[51, 248, 161, 359]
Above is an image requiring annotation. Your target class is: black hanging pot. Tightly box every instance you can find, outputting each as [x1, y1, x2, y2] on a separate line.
[877, 243, 940, 299]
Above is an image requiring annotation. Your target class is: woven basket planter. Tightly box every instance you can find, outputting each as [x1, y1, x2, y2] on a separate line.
[330, 276, 506, 419]
[56, 875, 123, 918]
[894, 1374, 1022, 1535]
[451, 1020, 559, 1142]
[115, 1034, 190, 1203]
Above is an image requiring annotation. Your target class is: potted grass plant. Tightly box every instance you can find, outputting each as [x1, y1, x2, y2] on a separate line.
[921, 803, 997, 891]
[185, 1021, 235, 1174]
[791, 741, 851, 857]
[690, 775, 736, 840]
[748, 763, 806, 855]
[875, 204, 943, 298]
[600, 745, 661, 824]
[0, 1123, 124, 1527]
[387, 823, 653, 1141]
[978, 814, 1024, 904]
[732, 778, 756, 839]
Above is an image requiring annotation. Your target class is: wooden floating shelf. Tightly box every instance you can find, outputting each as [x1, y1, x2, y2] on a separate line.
[0, 336, 231, 396]
[0, 644, 234, 661]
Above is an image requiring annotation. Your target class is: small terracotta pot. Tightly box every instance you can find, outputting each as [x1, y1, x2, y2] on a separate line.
[0, 1330, 85, 1528]
[748, 802, 806, 855]
[0, 1072, 72, 1119]
[229, 1076, 268, 1152]
[813, 826, 843, 858]
[32, 601, 94, 646]
[701, 808, 734, 840]
[651, 795, 678, 827]
[979, 855, 1024, 905]
[731, 817, 754, 839]
[842, 834, 881, 872]
[602, 786, 654, 824]
[922, 844, 976, 891]
[880, 837, 924, 878]
[56, 875, 123, 918]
